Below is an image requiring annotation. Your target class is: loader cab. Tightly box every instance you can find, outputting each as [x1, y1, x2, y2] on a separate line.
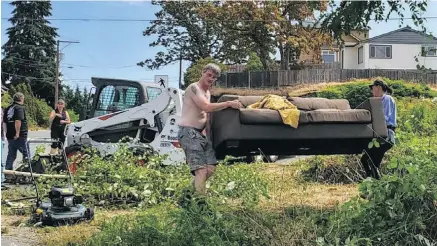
[83, 77, 162, 120]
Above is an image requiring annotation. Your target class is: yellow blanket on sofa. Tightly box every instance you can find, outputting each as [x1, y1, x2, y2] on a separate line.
[247, 94, 300, 128]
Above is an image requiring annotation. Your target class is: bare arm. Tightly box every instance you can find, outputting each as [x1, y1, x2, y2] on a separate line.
[64, 111, 71, 124]
[14, 106, 25, 138]
[49, 110, 56, 122]
[14, 120, 21, 138]
[190, 85, 231, 113]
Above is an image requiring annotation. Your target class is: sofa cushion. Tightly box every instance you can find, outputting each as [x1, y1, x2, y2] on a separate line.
[288, 97, 351, 111]
[217, 95, 265, 107]
[299, 109, 371, 124]
[239, 108, 371, 125]
[239, 109, 281, 124]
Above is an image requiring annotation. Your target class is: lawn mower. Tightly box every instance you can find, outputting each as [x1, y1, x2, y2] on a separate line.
[25, 139, 94, 226]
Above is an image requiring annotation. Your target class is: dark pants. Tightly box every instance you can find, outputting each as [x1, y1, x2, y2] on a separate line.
[6, 137, 29, 170]
[360, 141, 393, 179]
[51, 127, 66, 149]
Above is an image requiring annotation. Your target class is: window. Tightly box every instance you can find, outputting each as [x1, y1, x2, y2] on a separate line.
[369, 45, 392, 59]
[358, 46, 364, 64]
[146, 87, 162, 101]
[421, 46, 437, 57]
[94, 85, 141, 117]
[322, 50, 336, 63]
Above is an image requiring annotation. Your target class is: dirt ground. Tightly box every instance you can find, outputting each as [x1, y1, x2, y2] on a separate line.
[1, 215, 41, 246]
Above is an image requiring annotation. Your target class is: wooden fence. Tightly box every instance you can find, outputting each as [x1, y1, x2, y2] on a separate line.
[216, 69, 437, 88]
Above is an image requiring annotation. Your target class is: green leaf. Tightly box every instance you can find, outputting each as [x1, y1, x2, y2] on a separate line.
[374, 141, 380, 148]
[368, 141, 374, 149]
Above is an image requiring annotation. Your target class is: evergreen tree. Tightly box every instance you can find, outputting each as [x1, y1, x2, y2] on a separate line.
[1, 0, 59, 105]
[61, 84, 75, 108]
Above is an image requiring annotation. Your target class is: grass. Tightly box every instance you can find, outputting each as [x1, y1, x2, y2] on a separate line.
[258, 164, 358, 211]
[1, 161, 360, 246]
[37, 209, 137, 246]
[3, 79, 434, 245]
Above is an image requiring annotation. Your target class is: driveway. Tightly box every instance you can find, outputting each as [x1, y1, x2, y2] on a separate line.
[2, 130, 51, 170]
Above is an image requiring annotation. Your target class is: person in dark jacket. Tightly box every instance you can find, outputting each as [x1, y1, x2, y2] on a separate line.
[3, 92, 29, 171]
[360, 79, 397, 180]
[49, 99, 71, 155]
[1, 89, 6, 189]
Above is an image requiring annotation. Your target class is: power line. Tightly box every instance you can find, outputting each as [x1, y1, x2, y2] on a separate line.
[4, 56, 142, 69]
[1, 72, 89, 81]
[2, 16, 437, 23]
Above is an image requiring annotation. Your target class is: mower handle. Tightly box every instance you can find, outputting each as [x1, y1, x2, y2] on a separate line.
[26, 138, 62, 145]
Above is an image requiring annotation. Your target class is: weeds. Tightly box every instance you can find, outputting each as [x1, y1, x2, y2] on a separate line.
[3, 80, 436, 246]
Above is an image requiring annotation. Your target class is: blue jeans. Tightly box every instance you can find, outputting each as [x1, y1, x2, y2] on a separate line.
[1, 139, 4, 185]
[6, 137, 29, 170]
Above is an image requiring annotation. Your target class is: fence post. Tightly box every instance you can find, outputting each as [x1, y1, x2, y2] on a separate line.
[248, 71, 251, 88]
[277, 70, 280, 88]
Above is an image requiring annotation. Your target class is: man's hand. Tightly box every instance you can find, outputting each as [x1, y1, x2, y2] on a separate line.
[228, 100, 243, 109]
[13, 135, 19, 140]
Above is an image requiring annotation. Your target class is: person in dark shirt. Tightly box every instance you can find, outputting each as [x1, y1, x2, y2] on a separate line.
[1, 89, 6, 189]
[49, 99, 70, 155]
[3, 92, 29, 170]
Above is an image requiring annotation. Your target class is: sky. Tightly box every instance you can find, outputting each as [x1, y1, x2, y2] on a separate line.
[1, 0, 437, 91]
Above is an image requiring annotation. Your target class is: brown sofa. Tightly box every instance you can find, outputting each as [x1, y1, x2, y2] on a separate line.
[209, 95, 388, 159]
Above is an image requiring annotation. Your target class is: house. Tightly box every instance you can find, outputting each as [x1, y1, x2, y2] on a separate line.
[297, 30, 369, 67]
[341, 26, 437, 70]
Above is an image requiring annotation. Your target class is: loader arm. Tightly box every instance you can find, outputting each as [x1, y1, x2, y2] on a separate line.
[64, 87, 185, 165]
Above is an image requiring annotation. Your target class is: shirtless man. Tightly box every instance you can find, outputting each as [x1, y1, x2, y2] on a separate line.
[178, 63, 243, 194]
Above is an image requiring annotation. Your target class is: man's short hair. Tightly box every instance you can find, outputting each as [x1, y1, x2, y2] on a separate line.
[13, 92, 24, 102]
[202, 63, 221, 77]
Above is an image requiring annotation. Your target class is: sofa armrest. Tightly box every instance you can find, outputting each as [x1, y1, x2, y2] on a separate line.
[209, 108, 242, 149]
[357, 97, 388, 138]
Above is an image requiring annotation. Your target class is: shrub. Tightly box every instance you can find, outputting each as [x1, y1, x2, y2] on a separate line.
[37, 142, 269, 209]
[67, 109, 79, 123]
[318, 136, 437, 246]
[300, 98, 437, 184]
[299, 155, 367, 184]
[84, 204, 275, 246]
[312, 79, 437, 108]
[309, 97, 437, 245]
[1, 92, 12, 108]
[5, 83, 52, 128]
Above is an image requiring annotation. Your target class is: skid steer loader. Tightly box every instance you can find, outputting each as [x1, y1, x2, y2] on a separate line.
[63, 77, 277, 171]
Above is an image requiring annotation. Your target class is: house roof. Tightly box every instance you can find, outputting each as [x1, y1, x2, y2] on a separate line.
[360, 26, 437, 45]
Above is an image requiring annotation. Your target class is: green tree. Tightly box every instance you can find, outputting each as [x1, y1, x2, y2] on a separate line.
[183, 57, 228, 88]
[244, 52, 263, 72]
[197, 1, 277, 70]
[320, 1, 429, 41]
[198, 1, 331, 70]
[138, 1, 235, 70]
[60, 84, 85, 116]
[1, 0, 59, 106]
[61, 85, 75, 108]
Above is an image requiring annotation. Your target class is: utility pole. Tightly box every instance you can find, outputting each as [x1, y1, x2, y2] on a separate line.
[178, 52, 183, 89]
[55, 40, 60, 107]
[55, 40, 79, 107]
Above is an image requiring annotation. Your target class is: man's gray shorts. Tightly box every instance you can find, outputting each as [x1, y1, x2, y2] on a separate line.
[177, 126, 218, 175]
